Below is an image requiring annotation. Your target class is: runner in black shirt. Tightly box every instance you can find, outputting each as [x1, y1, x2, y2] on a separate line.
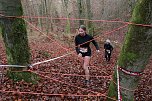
[75, 25, 100, 85]
[104, 39, 113, 62]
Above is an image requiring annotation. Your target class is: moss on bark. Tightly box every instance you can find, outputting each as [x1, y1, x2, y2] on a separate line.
[0, 0, 39, 83]
[107, 0, 152, 100]
[107, 71, 117, 101]
[2, 18, 30, 71]
[7, 71, 40, 84]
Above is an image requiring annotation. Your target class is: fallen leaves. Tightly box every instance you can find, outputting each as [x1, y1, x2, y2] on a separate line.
[0, 38, 151, 101]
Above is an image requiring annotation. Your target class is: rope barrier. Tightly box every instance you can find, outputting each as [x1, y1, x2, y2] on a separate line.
[0, 51, 74, 69]
[0, 89, 109, 97]
[29, 70, 117, 101]
[119, 66, 143, 76]
[26, 18, 128, 50]
[3, 68, 112, 80]
[73, 24, 128, 50]
[24, 19, 70, 52]
[0, 11, 151, 101]
[36, 71, 112, 79]
[0, 14, 152, 27]
[103, 24, 128, 35]
[0, 70, 105, 97]
[24, 18, 84, 66]
[6, 67, 151, 94]
[31, 52, 74, 67]
[38, 65, 152, 94]
[23, 15, 128, 68]
[1, 13, 150, 99]
[30, 70, 101, 94]
[0, 65, 27, 68]
[111, 69, 151, 92]
[1, 13, 128, 56]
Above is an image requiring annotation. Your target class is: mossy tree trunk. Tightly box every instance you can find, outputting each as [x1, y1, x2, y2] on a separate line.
[0, 0, 30, 69]
[0, 0, 39, 83]
[1, 18, 30, 69]
[107, 0, 152, 101]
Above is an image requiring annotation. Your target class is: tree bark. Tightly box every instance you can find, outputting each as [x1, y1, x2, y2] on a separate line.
[44, 0, 50, 35]
[62, 0, 71, 34]
[47, 0, 53, 32]
[77, 0, 85, 25]
[0, 0, 30, 69]
[107, 0, 152, 101]
[1, 18, 30, 69]
[0, 0, 39, 83]
[86, 0, 94, 36]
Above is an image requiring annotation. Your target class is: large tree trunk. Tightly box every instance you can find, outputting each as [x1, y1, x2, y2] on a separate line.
[0, 0, 30, 69]
[0, 0, 39, 83]
[1, 18, 30, 69]
[107, 0, 152, 101]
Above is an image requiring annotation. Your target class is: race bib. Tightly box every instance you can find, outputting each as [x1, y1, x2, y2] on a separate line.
[80, 48, 88, 53]
[106, 50, 111, 54]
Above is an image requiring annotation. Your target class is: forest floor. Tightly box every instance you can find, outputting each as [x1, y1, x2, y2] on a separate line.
[0, 33, 151, 101]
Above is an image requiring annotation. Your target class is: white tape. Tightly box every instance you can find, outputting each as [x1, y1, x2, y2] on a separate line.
[31, 52, 74, 66]
[0, 65, 26, 68]
[117, 65, 121, 101]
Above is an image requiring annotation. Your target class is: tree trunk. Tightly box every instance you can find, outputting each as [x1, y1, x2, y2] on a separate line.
[40, 0, 44, 31]
[25, 0, 33, 32]
[86, 0, 94, 36]
[0, 0, 30, 69]
[77, 0, 85, 25]
[62, 0, 71, 34]
[35, 3, 41, 27]
[0, 0, 39, 83]
[1, 18, 30, 69]
[107, 0, 152, 101]
[48, 0, 53, 32]
[44, 0, 50, 35]
[128, 0, 137, 15]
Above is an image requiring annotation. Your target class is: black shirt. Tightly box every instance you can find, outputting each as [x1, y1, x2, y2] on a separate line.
[75, 34, 99, 54]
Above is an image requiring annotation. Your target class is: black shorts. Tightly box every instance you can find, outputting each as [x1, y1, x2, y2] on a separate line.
[105, 50, 111, 58]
